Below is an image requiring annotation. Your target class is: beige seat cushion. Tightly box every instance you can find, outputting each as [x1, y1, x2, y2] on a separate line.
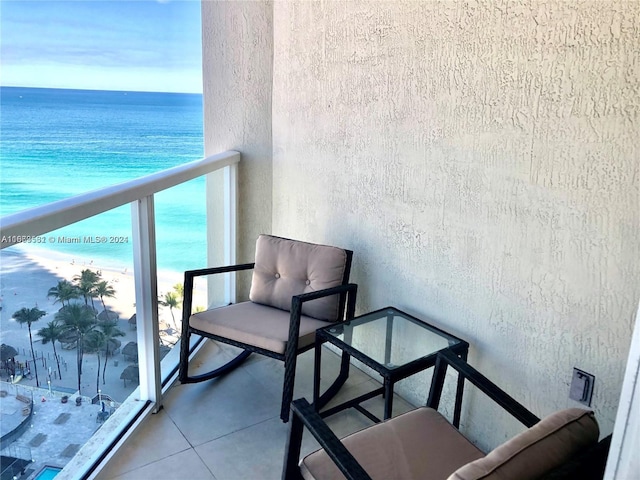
[448, 408, 599, 480]
[189, 302, 331, 354]
[249, 235, 349, 321]
[301, 407, 484, 480]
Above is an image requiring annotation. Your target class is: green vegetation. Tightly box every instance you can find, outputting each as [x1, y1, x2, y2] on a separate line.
[74, 269, 101, 308]
[95, 280, 116, 312]
[98, 320, 125, 384]
[28, 268, 185, 396]
[47, 280, 79, 306]
[159, 291, 180, 330]
[55, 303, 96, 394]
[84, 329, 107, 394]
[12, 306, 47, 387]
[37, 320, 65, 380]
[38, 268, 125, 394]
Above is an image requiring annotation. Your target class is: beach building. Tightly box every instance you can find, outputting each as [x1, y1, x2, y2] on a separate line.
[1, 1, 639, 479]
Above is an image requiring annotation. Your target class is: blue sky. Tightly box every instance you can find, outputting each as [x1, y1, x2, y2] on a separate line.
[0, 0, 202, 93]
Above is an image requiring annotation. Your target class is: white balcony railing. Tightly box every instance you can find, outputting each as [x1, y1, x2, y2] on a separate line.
[0, 150, 239, 478]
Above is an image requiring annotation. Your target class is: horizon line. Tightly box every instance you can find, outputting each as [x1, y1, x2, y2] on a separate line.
[0, 84, 203, 96]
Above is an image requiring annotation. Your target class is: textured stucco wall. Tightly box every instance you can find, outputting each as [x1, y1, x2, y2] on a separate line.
[271, 0, 640, 446]
[202, 0, 273, 296]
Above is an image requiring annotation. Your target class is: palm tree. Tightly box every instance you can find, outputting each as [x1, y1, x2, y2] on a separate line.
[47, 280, 80, 307]
[159, 291, 180, 330]
[74, 269, 101, 309]
[84, 330, 106, 394]
[38, 320, 64, 380]
[95, 280, 116, 313]
[98, 320, 125, 384]
[12, 306, 46, 387]
[56, 303, 97, 394]
[172, 283, 184, 300]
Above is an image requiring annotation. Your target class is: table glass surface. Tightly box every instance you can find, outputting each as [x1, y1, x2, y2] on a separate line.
[322, 308, 461, 370]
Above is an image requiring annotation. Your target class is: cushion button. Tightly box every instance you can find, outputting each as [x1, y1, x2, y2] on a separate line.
[305, 280, 311, 285]
[275, 273, 280, 279]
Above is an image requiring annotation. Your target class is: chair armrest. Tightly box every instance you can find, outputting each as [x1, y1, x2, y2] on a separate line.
[184, 262, 256, 282]
[291, 283, 358, 316]
[285, 283, 358, 359]
[182, 263, 256, 320]
[283, 398, 372, 480]
[428, 349, 540, 428]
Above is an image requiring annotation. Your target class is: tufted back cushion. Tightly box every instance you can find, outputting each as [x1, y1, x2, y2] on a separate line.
[249, 235, 350, 321]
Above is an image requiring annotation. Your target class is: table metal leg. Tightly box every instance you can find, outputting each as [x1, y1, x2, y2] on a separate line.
[452, 348, 468, 428]
[313, 340, 323, 408]
[383, 379, 394, 420]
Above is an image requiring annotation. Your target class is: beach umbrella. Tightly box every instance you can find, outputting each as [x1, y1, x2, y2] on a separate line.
[1, 344, 18, 362]
[58, 329, 79, 349]
[122, 342, 138, 362]
[128, 314, 136, 330]
[101, 338, 122, 355]
[98, 309, 119, 322]
[120, 365, 139, 386]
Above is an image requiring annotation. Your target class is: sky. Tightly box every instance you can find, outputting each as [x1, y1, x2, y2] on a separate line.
[0, 0, 203, 93]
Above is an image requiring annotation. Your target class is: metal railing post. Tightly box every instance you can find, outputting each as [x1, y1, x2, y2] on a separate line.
[131, 195, 162, 410]
[223, 163, 238, 304]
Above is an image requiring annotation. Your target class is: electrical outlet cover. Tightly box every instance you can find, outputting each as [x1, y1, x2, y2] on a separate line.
[570, 368, 595, 406]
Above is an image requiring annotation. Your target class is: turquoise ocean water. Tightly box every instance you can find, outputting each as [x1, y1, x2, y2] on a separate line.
[0, 86, 207, 274]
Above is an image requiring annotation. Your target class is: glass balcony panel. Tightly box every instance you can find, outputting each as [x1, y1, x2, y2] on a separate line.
[0, 233, 140, 476]
[0, 151, 238, 478]
[154, 178, 207, 381]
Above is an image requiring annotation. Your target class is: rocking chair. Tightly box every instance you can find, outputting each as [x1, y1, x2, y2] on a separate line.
[179, 234, 357, 422]
[283, 350, 611, 479]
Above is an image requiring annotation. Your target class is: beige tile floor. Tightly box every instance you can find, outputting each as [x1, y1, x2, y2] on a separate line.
[95, 340, 415, 480]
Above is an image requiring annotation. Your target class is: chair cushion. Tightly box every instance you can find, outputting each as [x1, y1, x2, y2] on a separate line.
[300, 407, 484, 480]
[189, 302, 332, 354]
[249, 235, 349, 321]
[447, 408, 599, 480]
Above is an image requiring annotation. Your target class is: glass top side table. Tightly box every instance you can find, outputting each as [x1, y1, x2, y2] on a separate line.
[313, 306, 469, 424]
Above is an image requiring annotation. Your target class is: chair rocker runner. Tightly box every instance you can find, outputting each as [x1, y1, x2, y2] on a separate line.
[179, 234, 357, 422]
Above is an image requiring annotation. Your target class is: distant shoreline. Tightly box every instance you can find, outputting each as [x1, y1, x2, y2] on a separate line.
[3, 243, 186, 287]
[0, 246, 197, 317]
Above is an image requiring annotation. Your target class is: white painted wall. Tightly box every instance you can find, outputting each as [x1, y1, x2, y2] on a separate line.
[203, 0, 640, 450]
[201, 2, 273, 236]
[270, 0, 639, 448]
[202, 0, 273, 300]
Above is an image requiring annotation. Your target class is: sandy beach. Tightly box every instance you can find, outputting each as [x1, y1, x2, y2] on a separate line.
[0, 245, 206, 403]
[0, 246, 208, 476]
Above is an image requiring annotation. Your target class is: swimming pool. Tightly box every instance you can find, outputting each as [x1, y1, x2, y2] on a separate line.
[33, 466, 62, 480]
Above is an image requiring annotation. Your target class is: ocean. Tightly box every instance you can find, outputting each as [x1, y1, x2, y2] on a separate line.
[0, 86, 207, 274]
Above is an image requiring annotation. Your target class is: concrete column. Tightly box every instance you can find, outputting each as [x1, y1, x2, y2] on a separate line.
[201, 0, 273, 303]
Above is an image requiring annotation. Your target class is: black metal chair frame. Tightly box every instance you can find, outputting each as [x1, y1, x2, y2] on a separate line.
[283, 349, 611, 480]
[179, 254, 358, 423]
